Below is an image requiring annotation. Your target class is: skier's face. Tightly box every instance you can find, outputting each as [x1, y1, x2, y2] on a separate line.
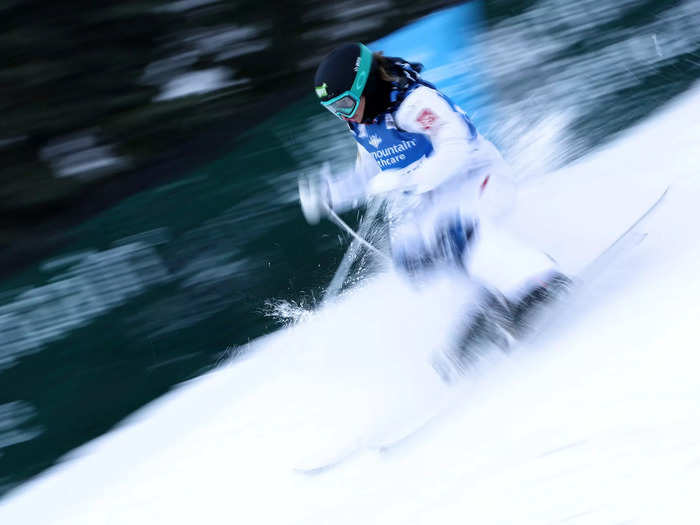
[342, 96, 365, 123]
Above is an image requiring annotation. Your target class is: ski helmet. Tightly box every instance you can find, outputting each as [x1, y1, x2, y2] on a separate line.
[314, 43, 373, 119]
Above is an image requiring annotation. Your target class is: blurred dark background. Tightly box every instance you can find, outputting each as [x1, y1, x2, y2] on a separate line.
[0, 0, 459, 277]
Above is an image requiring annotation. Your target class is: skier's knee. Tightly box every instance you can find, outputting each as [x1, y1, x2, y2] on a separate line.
[436, 215, 478, 264]
[392, 216, 478, 276]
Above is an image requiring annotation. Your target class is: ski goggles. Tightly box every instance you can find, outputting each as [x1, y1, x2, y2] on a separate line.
[318, 44, 373, 119]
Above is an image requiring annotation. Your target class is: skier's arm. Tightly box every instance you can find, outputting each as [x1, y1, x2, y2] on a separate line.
[393, 86, 478, 194]
[325, 144, 379, 212]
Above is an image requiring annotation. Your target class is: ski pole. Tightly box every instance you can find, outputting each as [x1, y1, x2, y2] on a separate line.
[323, 204, 391, 263]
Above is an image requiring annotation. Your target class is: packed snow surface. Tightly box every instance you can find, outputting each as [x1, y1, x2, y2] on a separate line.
[2, 85, 700, 524]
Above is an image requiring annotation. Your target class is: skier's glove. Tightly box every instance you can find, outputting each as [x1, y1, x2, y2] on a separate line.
[298, 162, 332, 225]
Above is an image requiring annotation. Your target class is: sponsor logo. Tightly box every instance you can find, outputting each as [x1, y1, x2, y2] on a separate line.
[315, 82, 328, 99]
[417, 108, 439, 131]
[369, 139, 418, 168]
[368, 134, 382, 148]
[353, 57, 361, 72]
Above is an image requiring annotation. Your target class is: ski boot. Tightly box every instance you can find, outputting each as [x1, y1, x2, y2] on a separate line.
[505, 271, 572, 339]
[433, 288, 513, 382]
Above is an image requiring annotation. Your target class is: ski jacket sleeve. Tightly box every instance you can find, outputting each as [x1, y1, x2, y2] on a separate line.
[325, 144, 379, 213]
[392, 85, 478, 194]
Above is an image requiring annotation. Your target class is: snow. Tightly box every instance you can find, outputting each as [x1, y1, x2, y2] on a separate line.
[0, 403, 42, 451]
[39, 132, 128, 179]
[155, 67, 244, 101]
[2, 84, 700, 524]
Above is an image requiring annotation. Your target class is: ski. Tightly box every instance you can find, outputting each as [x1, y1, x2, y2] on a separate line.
[577, 185, 669, 282]
[293, 440, 365, 475]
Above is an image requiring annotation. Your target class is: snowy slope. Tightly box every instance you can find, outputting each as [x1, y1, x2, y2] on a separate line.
[2, 84, 700, 525]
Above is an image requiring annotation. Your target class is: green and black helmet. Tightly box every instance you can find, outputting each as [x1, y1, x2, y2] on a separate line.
[314, 43, 373, 119]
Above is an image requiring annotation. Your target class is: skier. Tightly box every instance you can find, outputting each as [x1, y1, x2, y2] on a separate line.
[299, 42, 568, 337]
